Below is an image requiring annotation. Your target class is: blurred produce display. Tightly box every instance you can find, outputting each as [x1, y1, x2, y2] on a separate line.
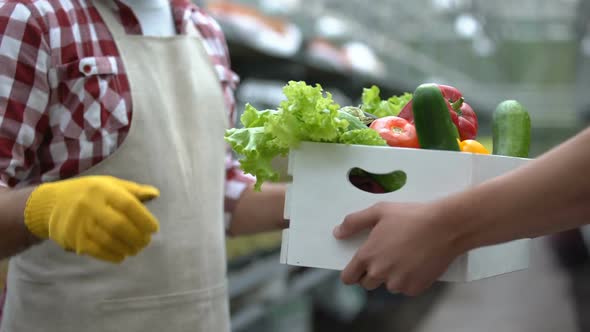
[205, 0, 590, 134]
[226, 232, 282, 261]
[203, 0, 590, 330]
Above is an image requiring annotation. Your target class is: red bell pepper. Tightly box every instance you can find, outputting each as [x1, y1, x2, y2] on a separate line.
[450, 97, 478, 141]
[438, 85, 462, 103]
[369, 116, 420, 148]
[398, 84, 478, 140]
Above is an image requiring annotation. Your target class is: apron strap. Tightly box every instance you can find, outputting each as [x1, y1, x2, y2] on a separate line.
[94, 0, 200, 39]
[92, 0, 127, 38]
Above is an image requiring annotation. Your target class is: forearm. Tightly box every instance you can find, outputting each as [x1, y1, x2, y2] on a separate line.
[228, 183, 287, 236]
[442, 127, 590, 251]
[0, 186, 41, 259]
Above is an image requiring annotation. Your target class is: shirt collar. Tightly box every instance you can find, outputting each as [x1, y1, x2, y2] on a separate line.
[111, 0, 196, 35]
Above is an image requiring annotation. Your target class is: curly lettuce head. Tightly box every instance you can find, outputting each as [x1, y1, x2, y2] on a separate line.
[265, 81, 347, 149]
[225, 81, 396, 190]
[361, 86, 412, 118]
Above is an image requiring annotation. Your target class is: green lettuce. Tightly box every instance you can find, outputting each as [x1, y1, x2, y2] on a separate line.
[225, 81, 390, 190]
[265, 81, 347, 149]
[339, 129, 386, 146]
[224, 127, 287, 189]
[361, 86, 412, 118]
[240, 104, 278, 127]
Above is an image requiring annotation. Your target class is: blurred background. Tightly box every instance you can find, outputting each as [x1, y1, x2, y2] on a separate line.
[5, 0, 590, 330]
[202, 0, 590, 331]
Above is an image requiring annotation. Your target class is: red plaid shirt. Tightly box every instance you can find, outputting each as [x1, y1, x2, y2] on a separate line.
[0, 0, 254, 320]
[0, 0, 251, 197]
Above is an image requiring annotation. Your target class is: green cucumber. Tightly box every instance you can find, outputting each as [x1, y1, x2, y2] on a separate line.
[492, 100, 531, 158]
[349, 168, 407, 193]
[368, 171, 407, 192]
[412, 83, 460, 151]
[338, 109, 368, 131]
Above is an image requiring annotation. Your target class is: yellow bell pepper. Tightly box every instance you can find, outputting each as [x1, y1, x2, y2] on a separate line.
[458, 139, 490, 154]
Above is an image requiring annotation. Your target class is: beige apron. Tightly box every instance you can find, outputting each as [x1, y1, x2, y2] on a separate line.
[1, 1, 230, 331]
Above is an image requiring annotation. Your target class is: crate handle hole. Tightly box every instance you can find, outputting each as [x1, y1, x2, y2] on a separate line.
[348, 167, 407, 194]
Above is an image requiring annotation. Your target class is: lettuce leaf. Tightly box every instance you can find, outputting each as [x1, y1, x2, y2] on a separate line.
[226, 81, 349, 190]
[240, 104, 278, 128]
[361, 86, 412, 118]
[339, 129, 387, 146]
[225, 126, 288, 190]
[265, 81, 347, 149]
[225, 81, 397, 190]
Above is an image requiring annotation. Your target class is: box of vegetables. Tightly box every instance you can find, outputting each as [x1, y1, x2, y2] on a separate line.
[225, 81, 532, 282]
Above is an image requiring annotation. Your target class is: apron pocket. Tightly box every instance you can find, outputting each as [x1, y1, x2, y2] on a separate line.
[97, 283, 230, 332]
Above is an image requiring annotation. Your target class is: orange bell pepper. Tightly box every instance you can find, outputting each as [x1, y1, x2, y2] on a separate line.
[458, 139, 490, 154]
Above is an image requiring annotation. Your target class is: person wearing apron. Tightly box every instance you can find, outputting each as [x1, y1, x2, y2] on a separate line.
[0, 1, 286, 331]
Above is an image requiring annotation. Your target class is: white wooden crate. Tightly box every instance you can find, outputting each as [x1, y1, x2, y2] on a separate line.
[280, 142, 531, 282]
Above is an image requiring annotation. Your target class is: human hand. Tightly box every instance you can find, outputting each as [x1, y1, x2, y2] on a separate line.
[333, 201, 463, 296]
[24, 176, 160, 263]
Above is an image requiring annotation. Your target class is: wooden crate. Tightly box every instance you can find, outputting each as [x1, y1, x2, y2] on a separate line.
[280, 142, 531, 281]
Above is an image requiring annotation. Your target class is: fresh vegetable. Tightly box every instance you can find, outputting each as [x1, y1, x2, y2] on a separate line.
[411, 83, 461, 151]
[349, 168, 406, 193]
[459, 139, 490, 154]
[337, 109, 369, 130]
[492, 100, 531, 158]
[437, 85, 478, 140]
[438, 85, 462, 102]
[339, 129, 387, 146]
[339, 106, 376, 126]
[225, 126, 286, 189]
[361, 86, 413, 118]
[264, 81, 346, 149]
[369, 116, 420, 149]
[240, 104, 279, 127]
[450, 97, 478, 141]
[362, 111, 378, 123]
[398, 84, 478, 140]
[349, 175, 386, 194]
[225, 81, 387, 190]
[226, 80, 528, 192]
[368, 171, 407, 192]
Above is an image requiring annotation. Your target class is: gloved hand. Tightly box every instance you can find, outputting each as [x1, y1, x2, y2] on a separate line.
[24, 176, 160, 263]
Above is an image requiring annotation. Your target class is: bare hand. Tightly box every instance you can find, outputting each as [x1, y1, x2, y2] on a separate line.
[333, 202, 463, 296]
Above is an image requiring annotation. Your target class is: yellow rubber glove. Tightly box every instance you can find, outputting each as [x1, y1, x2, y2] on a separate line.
[24, 176, 160, 263]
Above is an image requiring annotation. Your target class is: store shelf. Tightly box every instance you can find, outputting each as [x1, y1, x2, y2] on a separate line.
[227, 38, 407, 98]
[228, 252, 287, 299]
[231, 268, 337, 331]
[232, 303, 268, 331]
